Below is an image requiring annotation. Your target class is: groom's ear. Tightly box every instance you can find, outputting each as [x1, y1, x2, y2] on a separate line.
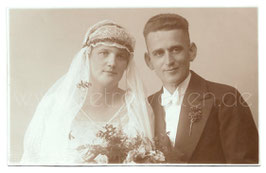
[144, 52, 154, 70]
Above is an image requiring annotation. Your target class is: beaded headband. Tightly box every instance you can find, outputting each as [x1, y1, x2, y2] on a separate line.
[82, 20, 135, 54]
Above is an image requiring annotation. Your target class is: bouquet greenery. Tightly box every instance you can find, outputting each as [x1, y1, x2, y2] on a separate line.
[77, 124, 165, 164]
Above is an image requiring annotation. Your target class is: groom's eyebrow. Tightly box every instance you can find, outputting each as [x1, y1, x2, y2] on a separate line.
[168, 45, 184, 51]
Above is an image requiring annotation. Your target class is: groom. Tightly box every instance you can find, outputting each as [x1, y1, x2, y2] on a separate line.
[143, 13, 258, 163]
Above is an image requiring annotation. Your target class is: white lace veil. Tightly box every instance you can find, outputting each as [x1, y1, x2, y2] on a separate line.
[20, 20, 154, 165]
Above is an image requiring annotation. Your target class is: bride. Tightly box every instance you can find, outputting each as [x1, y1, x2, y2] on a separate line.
[20, 20, 154, 165]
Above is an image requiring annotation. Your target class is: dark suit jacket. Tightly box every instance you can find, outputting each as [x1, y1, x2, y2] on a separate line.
[148, 71, 258, 164]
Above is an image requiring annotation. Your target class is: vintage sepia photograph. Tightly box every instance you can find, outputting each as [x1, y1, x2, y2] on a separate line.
[8, 8, 258, 165]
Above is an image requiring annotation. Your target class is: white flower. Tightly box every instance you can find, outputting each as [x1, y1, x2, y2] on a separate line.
[137, 145, 146, 158]
[153, 150, 165, 162]
[149, 150, 156, 155]
[80, 149, 96, 162]
[94, 154, 108, 164]
[124, 150, 137, 163]
[126, 161, 137, 164]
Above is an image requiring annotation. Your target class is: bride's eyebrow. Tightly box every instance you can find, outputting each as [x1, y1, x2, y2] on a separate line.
[98, 48, 110, 52]
[118, 49, 129, 56]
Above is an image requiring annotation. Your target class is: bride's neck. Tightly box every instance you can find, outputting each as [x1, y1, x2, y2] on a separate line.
[89, 83, 118, 93]
[85, 84, 124, 107]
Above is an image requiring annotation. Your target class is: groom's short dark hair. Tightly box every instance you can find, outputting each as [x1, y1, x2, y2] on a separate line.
[143, 13, 190, 39]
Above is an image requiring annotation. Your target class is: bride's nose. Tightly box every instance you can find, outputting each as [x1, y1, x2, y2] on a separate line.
[106, 53, 116, 67]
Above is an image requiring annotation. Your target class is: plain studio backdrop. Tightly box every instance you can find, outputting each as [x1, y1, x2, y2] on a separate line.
[8, 8, 258, 163]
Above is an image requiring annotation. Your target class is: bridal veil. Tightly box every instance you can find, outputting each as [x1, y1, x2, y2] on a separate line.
[20, 20, 154, 164]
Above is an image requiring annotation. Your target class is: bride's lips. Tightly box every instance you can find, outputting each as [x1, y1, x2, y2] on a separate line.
[103, 70, 117, 75]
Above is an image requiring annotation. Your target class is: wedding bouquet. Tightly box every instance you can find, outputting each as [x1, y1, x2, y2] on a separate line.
[77, 124, 165, 164]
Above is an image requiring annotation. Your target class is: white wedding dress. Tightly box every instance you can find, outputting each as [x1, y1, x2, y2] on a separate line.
[65, 101, 143, 164]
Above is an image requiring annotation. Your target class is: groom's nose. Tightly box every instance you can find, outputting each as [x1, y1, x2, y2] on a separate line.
[164, 51, 175, 66]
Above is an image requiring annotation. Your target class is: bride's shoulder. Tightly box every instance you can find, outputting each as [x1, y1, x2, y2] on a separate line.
[74, 111, 88, 121]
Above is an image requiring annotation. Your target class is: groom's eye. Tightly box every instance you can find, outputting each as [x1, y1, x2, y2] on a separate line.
[153, 49, 164, 57]
[170, 46, 183, 54]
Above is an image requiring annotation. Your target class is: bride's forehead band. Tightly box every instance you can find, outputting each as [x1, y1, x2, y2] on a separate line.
[82, 20, 135, 53]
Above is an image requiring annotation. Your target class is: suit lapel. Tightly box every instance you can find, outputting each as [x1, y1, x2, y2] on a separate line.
[149, 89, 172, 151]
[174, 71, 214, 162]
[149, 89, 166, 137]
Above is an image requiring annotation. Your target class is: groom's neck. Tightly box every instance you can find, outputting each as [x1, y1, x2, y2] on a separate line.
[163, 84, 179, 95]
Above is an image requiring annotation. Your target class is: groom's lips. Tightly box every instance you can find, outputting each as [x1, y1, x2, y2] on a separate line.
[164, 67, 179, 72]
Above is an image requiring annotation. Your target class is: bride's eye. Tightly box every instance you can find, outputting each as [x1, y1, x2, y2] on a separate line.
[98, 50, 109, 57]
[117, 53, 127, 60]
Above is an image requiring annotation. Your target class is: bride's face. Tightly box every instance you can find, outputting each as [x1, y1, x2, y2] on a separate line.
[89, 44, 130, 87]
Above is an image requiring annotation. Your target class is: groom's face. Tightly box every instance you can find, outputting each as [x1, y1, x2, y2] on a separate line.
[145, 29, 197, 86]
